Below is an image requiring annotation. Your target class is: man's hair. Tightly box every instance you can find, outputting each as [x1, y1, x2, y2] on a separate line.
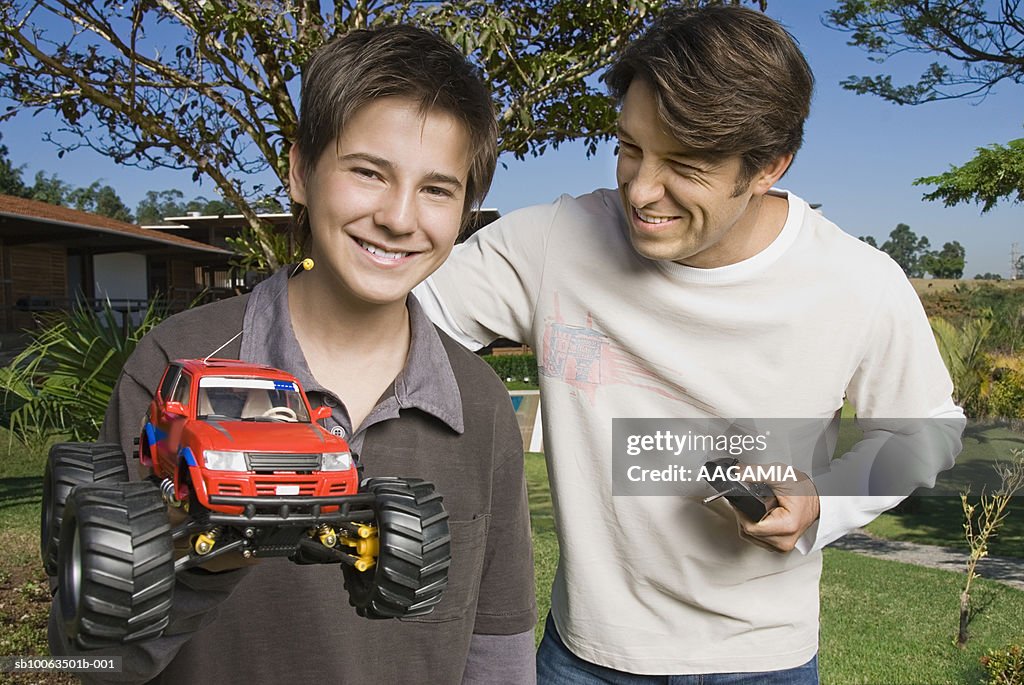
[604, 5, 813, 192]
[292, 24, 498, 245]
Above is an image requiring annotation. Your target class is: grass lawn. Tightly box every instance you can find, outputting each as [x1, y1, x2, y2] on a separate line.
[2, 436, 1022, 684]
[523, 451, 1024, 684]
[829, 406, 1024, 558]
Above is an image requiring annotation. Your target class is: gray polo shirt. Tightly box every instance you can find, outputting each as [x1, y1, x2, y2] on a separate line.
[51, 268, 536, 684]
[241, 267, 466, 458]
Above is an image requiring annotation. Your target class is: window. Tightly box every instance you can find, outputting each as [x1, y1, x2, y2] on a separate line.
[171, 372, 192, 406]
[159, 366, 181, 401]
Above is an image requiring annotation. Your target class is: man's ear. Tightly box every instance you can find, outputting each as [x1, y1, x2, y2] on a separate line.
[750, 153, 794, 196]
[289, 144, 308, 206]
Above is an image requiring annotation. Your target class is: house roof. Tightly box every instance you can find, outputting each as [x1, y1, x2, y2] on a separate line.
[0, 194, 233, 256]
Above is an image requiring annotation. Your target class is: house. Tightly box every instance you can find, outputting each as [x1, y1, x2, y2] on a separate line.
[0, 196, 504, 336]
[0, 194, 232, 334]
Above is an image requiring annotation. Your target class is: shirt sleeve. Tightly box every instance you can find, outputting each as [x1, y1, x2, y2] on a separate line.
[471, 402, 537, 635]
[415, 199, 559, 349]
[462, 630, 537, 685]
[796, 262, 965, 554]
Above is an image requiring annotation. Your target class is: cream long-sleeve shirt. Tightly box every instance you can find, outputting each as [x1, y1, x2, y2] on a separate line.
[417, 188, 963, 675]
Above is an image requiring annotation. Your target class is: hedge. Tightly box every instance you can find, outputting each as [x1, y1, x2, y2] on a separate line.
[482, 353, 538, 383]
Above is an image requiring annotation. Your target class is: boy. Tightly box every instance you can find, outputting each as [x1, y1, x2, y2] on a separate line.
[50, 25, 536, 684]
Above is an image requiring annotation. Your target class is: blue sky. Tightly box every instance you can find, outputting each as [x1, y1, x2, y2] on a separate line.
[2, 1, 1021, 276]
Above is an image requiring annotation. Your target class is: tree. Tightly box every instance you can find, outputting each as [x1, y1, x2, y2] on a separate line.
[27, 171, 70, 206]
[67, 180, 134, 222]
[136, 189, 188, 225]
[880, 223, 931, 277]
[915, 138, 1024, 213]
[0, 0, 762, 270]
[859, 235, 878, 248]
[975, 273, 1003, 281]
[184, 196, 233, 216]
[921, 240, 965, 279]
[825, 1, 1024, 212]
[0, 131, 28, 197]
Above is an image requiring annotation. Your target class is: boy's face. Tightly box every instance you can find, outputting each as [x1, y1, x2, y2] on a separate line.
[615, 78, 785, 268]
[290, 97, 470, 308]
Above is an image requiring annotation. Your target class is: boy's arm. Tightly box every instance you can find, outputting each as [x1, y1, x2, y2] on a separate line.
[462, 402, 537, 683]
[48, 336, 251, 683]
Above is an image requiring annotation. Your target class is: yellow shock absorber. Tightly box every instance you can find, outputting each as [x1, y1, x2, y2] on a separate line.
[193, 528, 220, 556]
[340, 524, 379, 572]
[317, 524, 337, 548]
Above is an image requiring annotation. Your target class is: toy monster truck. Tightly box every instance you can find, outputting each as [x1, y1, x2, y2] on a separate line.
[41, 358, 451, 649]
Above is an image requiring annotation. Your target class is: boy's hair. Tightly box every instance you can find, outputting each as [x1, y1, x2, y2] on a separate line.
[293, 24, 498, 245]
[604, 5, 813, 193]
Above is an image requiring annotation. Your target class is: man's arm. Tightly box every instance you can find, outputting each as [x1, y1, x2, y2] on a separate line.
[415, 198, 559, 349]
[790, 262, 963, 554]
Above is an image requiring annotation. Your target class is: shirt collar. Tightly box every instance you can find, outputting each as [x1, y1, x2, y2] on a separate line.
[240, 266, 464, 434]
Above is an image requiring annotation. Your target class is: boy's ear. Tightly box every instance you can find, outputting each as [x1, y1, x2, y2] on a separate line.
[750, 153, 793, 196]
[289, 144, 308, 205]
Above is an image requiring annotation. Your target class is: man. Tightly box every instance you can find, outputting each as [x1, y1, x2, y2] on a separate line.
[50, 25, 536, 684]
[418, 5, 963, 682]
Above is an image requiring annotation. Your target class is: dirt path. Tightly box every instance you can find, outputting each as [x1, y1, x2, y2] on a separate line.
[831, 529, 1024, 591]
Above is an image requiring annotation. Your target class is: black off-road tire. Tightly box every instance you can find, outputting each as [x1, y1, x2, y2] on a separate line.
[57, 481, 175, 649]
[342, 478, 451, 619]
[41, 442, 129, 576]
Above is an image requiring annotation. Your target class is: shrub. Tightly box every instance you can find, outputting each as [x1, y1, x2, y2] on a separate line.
[980, 644, 1024, 685]
[481, 353, 538, 384]
[930, 315, 993, 417]
[0, 299, 166, 441]
[989, 369, 1024, 419]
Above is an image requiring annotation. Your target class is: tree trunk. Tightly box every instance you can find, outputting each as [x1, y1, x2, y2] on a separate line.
[957, 589, 970, 647]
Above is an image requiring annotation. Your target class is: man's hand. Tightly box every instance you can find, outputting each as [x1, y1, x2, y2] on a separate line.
[736, 467, 820, 553]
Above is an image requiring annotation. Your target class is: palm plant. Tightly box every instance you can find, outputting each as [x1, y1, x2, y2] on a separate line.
[930, 313, 994, 418]
[0, 299, 166, 442]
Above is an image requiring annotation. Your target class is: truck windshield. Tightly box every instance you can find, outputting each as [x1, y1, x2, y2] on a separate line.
[196, 377, 311, 423]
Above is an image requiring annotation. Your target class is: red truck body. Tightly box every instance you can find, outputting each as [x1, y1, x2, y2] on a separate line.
[141, 358, 358, 516]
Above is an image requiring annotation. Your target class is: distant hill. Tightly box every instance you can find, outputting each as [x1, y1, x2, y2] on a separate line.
[910, 278, 1024, 296]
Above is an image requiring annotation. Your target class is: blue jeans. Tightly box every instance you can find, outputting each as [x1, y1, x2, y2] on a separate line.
[536, 614, 819, 685]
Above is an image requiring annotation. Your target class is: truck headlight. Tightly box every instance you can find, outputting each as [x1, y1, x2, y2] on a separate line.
[321, 452, 353, 471]
[203, 450, 248, 471]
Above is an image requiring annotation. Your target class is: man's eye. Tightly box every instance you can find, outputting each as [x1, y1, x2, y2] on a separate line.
[424, 186, 454, 198]
[617, 141, 642, 158]
[671, 162, 702, 176]
[353, 167, 380, 179]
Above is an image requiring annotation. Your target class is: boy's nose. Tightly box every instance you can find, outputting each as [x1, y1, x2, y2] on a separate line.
[374, 188, 417, 235]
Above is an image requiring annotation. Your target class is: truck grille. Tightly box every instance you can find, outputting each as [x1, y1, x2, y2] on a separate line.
[255, 481, 317, 496]
[248, 453, 320, 473]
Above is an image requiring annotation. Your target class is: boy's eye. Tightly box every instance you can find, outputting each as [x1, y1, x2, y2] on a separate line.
[353, 167, 381, 180]
[424, 186, 454, 198]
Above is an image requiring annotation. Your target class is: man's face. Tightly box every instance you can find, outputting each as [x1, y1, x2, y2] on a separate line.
[615, 78, 780, 268]
[290, 97, 470, 308]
